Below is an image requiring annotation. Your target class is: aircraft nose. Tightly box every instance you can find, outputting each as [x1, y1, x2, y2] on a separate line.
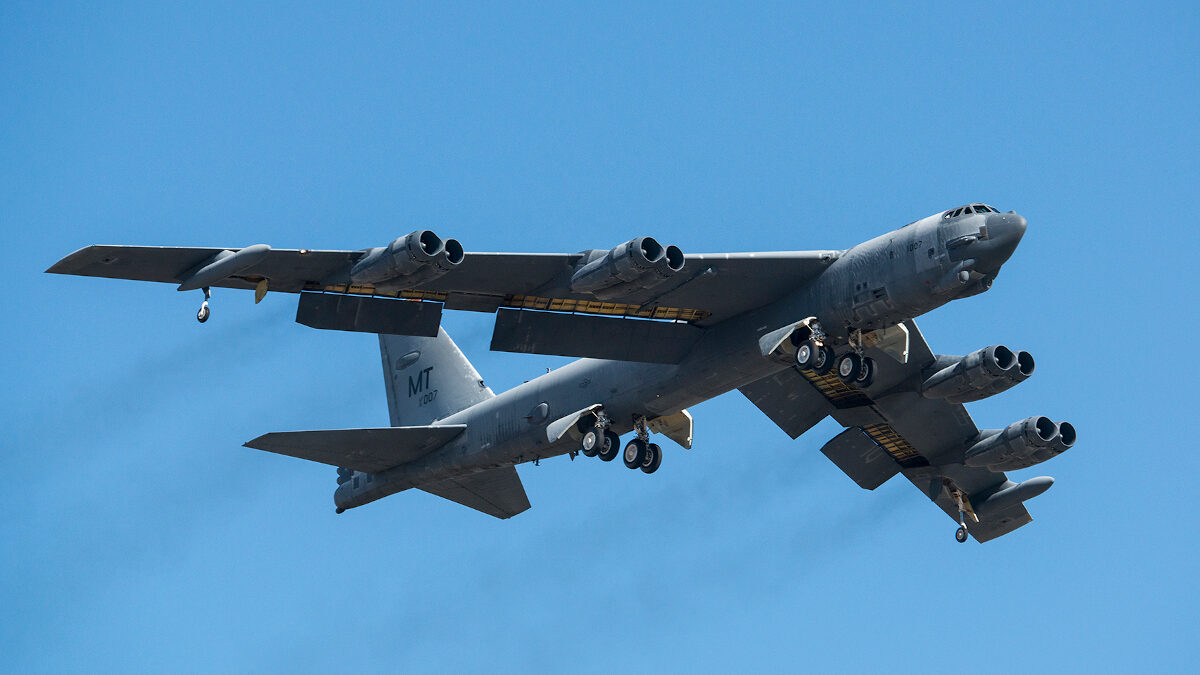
[976, 212, 1027, 272]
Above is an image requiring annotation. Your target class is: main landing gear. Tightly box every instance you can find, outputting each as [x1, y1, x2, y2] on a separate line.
[794, 329, 875, 388]
[622, 417, 662, 474]
[578, 413, 662, 474]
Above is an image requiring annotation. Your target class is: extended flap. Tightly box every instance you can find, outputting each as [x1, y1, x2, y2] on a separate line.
[296, 292, 442, 336]
[820, 427, 901, 490]
[490, 309, 702, 363]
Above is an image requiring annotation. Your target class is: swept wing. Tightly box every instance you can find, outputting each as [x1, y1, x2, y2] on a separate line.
[740, 320, 1045, 542]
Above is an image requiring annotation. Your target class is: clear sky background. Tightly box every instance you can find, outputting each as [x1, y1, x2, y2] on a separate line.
[3, 2, 1197, 672]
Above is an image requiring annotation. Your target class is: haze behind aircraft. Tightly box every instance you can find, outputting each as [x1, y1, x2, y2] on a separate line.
[47, 203, 1075, 542]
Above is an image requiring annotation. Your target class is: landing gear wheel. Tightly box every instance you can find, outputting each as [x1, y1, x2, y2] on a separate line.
[623, 439, 648, 469]
[811, 345, 836, 375]
[597, 430, 621, 462]
[796, 340, 819, 370]
[580, 426, 604, 457]
[854, 357, 875, 388]
[955, 526, 969, 543]
[641, 443, 662, 474]
[197, 304, 210, 323]
[836, 352, 863, 383]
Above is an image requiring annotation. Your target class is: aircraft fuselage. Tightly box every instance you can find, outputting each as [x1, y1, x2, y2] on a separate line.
[335, 208, 1027, 510]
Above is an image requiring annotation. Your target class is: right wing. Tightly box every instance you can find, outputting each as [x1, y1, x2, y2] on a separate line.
[48, 244, 839, 327]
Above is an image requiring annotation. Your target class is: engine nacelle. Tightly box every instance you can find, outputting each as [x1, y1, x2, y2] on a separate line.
[920, 345, 1035, 404]
[349, 230, 463, 288]
[963, 416, 1076, 472]
[569, 237, 685, 300]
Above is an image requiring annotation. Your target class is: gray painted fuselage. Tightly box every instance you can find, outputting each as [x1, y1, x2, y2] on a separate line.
[336, 209, 1027, 510]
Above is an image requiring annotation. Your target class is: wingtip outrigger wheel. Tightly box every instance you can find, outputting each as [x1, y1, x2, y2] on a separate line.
[196, 287, 211, 323]
[953, 489, 970, 543]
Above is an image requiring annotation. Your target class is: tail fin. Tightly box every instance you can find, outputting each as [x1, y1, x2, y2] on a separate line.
[379, 327, 494, 426]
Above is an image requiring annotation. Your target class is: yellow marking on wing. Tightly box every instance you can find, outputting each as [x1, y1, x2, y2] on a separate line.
[303, 285, 708, 321]
[861, 423, 924, 466]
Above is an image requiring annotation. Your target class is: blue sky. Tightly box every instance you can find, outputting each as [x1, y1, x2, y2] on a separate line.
[3, 2, 1197, 672]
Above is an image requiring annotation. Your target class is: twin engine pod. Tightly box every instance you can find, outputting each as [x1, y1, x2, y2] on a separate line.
[349, 230, 465, 290]
[963, 416, 1077, 472]
[920, 345, 1035, 404]
[569, 236, 685, 300]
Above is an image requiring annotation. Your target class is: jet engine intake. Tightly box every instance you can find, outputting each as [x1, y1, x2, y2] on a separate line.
[349, 230, 463, 289]
[920, 345, 1035, 403]
[963, 416, 1076, 472]
[569, 237, 685, 300]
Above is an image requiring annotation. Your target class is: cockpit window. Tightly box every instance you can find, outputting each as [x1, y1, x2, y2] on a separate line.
[945, 201, 1003, 218]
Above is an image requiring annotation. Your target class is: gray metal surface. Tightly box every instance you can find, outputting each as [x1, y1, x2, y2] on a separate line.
[738, 367, 833, 439]
[378, 328, 494, 427]
[819, 428, 901, 490]
[490, 309, 703, 364]
[243, 425, 467, 473]
[419, 466, 531, 519]
[296, 292, 442, 336]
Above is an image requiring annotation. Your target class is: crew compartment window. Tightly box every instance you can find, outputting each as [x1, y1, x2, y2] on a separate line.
[951, 207, 964, 218]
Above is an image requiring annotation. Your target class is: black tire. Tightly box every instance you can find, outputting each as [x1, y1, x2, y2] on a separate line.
[837, 352, 862, 383]
[955, 526, 969, 543]
[197, 305, 210, 323]
[641, 443, 662, 474]
[580, 426, 603, 457]
[855, 357, 875, 387]
[795, 339, 819, 370]
[811, 345, 836, 375]
[598, 430, 621, 462]
[623, 439, 648, 469]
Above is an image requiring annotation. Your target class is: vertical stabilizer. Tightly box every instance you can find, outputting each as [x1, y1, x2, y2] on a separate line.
[379, 327, 494, 426]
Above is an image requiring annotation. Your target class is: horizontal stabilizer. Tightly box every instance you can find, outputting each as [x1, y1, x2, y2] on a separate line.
[420, 466, 531, 519]
[490, 309, 702, 364]
[297, 292, 442, 336]
[244, 425, 466, 473]
[820, 427, 901, 490]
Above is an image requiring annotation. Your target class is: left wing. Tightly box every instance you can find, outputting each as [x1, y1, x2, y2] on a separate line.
[742, 320, 1063, 542]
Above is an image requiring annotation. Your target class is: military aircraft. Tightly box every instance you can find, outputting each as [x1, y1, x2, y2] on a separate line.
[47, 203, 1075, 542]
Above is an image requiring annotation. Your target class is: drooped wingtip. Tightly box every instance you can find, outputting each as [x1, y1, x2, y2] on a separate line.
[45, 246, 98, 274]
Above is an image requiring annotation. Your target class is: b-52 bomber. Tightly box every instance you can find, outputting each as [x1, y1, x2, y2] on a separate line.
[48, 203, 1076, 542]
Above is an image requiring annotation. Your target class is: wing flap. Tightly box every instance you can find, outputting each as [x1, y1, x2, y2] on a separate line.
[820, 427, 901, 490]
[490, 308, 703, 363]
[419, 466, 531, 519]
[243, 425, 466, 473]
[738, 367, 833, 439]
